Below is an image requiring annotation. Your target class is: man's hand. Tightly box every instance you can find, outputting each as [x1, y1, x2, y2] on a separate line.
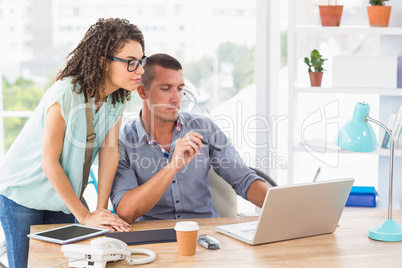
[167, 131, 203, 171]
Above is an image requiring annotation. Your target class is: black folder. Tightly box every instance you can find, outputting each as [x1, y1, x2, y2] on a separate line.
[105, 228, 177, 245]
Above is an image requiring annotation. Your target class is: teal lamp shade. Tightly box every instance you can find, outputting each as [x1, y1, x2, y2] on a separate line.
[336, 102, 402, 242]
[335, 102, 377, 152]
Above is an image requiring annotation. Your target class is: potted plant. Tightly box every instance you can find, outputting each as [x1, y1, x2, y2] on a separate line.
[304, 49, 327, 87]
[319, 0, 343, 27]
[367, 0, 391, 27]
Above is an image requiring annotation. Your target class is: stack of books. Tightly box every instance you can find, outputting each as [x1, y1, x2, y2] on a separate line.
[381, 105, 402, 149]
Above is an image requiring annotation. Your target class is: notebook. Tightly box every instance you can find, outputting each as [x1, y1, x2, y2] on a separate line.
[216, 178, 354, 245]
[105, 228, 177, 245]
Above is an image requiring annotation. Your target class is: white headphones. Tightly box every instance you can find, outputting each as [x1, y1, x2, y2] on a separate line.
[126, 249, 156, 265]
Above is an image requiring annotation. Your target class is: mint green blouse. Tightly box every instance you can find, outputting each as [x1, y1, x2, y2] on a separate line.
[0, 77, 128, 214]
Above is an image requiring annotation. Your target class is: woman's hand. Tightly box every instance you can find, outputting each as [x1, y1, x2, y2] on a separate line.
[80, 208, 131, 232]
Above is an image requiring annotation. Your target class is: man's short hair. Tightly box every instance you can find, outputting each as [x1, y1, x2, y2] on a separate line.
[140, 53, 182, 88]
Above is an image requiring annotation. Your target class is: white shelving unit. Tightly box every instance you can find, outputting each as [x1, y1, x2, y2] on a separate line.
[287, 1, 402, 201]
[295, 25, 402, 35]
[295, 87, 402, 96]
[293, 144, 402, 157]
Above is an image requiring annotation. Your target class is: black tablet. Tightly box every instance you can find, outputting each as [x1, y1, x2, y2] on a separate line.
[27, 224, 110, 244]
[105, 228, 176, 245]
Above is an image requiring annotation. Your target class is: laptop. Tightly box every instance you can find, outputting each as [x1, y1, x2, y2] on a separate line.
[215, 178, 354, 245]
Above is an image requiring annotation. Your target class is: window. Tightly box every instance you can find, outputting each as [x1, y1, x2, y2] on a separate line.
[0, 1, 257, 157]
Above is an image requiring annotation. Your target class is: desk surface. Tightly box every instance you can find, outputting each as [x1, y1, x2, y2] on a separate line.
[29, 208, 402, 267]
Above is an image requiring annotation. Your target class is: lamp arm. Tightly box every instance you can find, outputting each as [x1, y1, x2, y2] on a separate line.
[366, 116, 394, 220]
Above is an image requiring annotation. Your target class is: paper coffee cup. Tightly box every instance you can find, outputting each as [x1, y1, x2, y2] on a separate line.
[174, 221, 199, 256]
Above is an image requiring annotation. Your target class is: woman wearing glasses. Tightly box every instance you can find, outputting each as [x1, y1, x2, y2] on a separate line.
[0, 18, 146, 267]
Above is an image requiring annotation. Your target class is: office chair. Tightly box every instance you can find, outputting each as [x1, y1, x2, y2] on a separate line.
[209, 167, 276, 217]
[88, 169, 98, 192]
[248, 167, 277, 187]
[209, 168, 238, 217]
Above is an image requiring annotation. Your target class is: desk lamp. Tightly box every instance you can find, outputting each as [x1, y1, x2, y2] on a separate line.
[335, 102, 402, 241]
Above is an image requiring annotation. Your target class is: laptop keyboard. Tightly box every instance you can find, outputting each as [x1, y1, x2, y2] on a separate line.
[241, 222, 257, 235]
[241, 229, 255, 235]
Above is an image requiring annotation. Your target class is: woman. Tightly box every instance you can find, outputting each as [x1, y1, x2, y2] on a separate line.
[0, 18, 145, 267]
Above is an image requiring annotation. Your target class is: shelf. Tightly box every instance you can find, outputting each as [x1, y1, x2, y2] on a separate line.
[294, 87, 402, 96]
[287, 2, 402, 185]
[295, 25, 402, 35]
[294, 144, 402, 157]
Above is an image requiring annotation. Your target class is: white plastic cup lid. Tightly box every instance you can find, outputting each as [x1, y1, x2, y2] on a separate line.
[174, 221, 199, 232]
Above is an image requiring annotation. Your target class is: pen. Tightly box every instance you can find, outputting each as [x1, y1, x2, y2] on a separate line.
[313, 167, 321, 182]
[201, 139, 221, 151]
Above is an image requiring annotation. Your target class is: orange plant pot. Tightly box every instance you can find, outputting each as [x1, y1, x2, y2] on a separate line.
[309, 72, 323, 87]
[367, 6, 391, 27]
[319, 6, 343, 27]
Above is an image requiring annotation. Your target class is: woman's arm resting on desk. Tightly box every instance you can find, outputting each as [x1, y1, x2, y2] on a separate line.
[97, 117, 131, 232]
[97, 117, 121, 210]
[246, 180, 269, 208]
[42, 103, 130, 231]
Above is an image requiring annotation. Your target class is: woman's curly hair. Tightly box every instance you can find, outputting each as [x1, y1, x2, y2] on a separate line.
[55, 18, 145, 105]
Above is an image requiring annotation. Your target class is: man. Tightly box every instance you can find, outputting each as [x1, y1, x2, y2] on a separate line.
[111, 53, 269, 223]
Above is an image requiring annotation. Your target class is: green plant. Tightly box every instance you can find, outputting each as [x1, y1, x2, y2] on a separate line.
[304, 49, 327, 72]
[369, 0, 389, 6]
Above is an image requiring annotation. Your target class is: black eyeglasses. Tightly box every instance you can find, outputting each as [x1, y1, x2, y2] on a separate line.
[108, 56, 147, 72]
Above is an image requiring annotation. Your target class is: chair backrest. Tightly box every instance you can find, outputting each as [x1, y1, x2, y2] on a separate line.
[209, 167, 277, 217]
[248, 167, 277, 187]
[209, 168, 238, 217]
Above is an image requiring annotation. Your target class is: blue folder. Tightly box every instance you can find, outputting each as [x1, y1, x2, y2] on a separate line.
[345, 186, 377, 207]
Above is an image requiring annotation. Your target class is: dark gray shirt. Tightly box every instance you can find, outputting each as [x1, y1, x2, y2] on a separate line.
[111, 112, 263, 221]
